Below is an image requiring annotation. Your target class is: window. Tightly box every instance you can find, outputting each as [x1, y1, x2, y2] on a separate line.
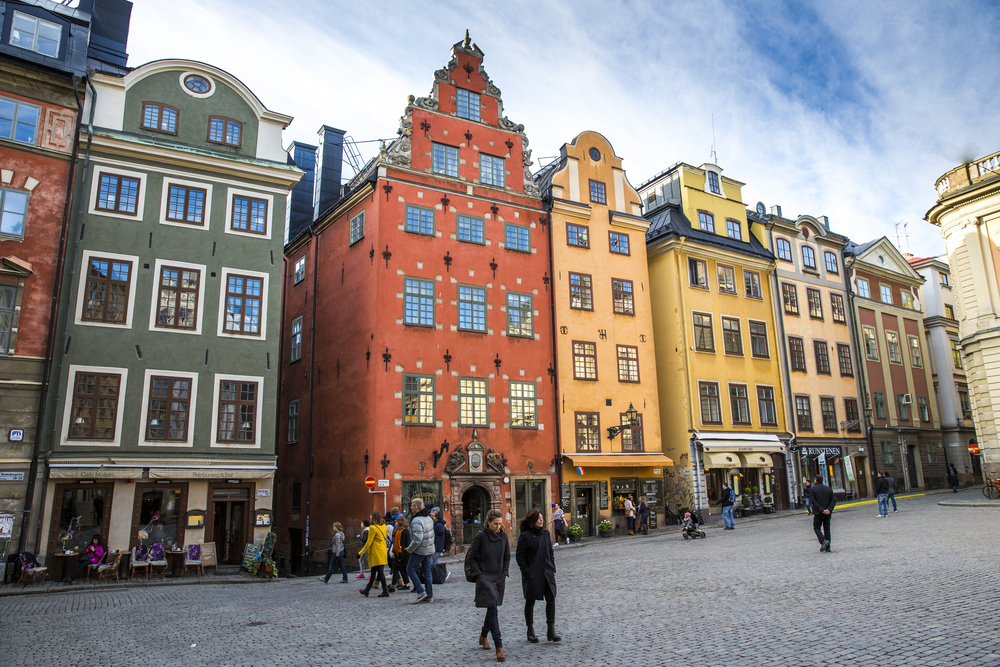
[609, 231, 630, 255]
[572, 341, 597, 380]
[757, 386, 777, 426]
[697, 211, 715, 233]
[612, 279, 634, 315]
[918, 396, 930, 423]
[699, 382, 722, 424]
[881, 441, 895, 465]
[223, 275, 262, 335]
[231, 195, 267, 234]
[880, 284, 893, 305]
[0, 187, 29, 238]
[863, 326, 879, 360]
[617, 345, 639, 382]
[575, 412, 600, 452]
[717, 265, 736, 294]
[569, 273, 593, 310]
[96, 173, 140, 215]
[844, 399, 861, 431]
[456, 88, 480, 122]
[789, 336, 807, 372]
[458, 285, 486, 332]
[505, 224, 530, 252]
[944, 304, 955, 320]
[857, 278, 871, 299]
[749, 321, 769, 358]
[289, 317, 302, 362]
[837, 343, 853, 377]
[940, 272, 950, 286]
[722, 317, 742, 355]
[795, 396, 813, 431]
[951, 339, 963, 369]
[83, 258, 131, 324]
[885, 331, 902, 364]
[294, 257, 305, 284]
[405, 205, 435, 236]
[730, 384, 751, 425]
[480, 154, 505, 187]
[567, 223, 589, 248]
[831, 293, 847, 324]
[217, 380, 258, 443]
[208, 116, 242, 147]
[589, 180, 607, 204]
[141, 103, 178, 134]
[156, 266, 199, 330]
[432, 143, 459, 177]
[689, 259, 708, 288]
[403, 278, 434, 326]
[819, 397, 837, 432]
[814, 341, 831, 374]
[908, 336, 922, 367]
[896, 394, 910, 422]
[959, 390, 971, 419]
[744, 270, 761, 299]
[292, 482, 301, 509]
[928, 441, 939, 464]
[900, 290, 915, 310]
[458, 378, 488, 426]
[506, 292, 532, 337]
[287, 400, 299, 442]
[10, 11, 61, 57]
[725, 218, 741, 240]
[706, 171, 721, 194]
[621, 413, 644, 451]
[693, 313, 714, 352]
[146, 376, 191, 441]
[782, 283, 799, 315]
[166, 185, 205, 225]
[873, 391, 887, 420]
[802, 246, 817, 270]
[824, 251, 839, 274]
[457, 215, 484, 244]
[807, 288, 823, 319]
[350, 211, 365, 245]
[776, 238, 792, 261]
[403, 375, 435, 425]
[509, 382, 537, 428]
[69, 372, 121, 440]
[0, 95, 40, 145]
[0, 284, 15, 353]
[184, 75, 210, 94]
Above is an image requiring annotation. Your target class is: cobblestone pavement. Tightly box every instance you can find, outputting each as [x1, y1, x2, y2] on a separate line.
[3, 490, 999, 667]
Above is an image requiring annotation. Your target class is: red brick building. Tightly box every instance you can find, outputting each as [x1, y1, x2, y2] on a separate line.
[277, 35, 556, 569]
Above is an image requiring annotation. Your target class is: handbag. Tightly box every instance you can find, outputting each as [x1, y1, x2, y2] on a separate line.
[463, 534, 479, 583]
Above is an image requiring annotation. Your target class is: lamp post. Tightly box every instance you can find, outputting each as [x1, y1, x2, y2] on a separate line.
[864, 403, 879, 483]
[606, 403, 640, 441]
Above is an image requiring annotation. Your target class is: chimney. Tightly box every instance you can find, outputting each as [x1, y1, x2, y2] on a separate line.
[285, 141, 317, 243]
[314, 125, 346, 221]
[819, 215, 830, 230]
[770, 205, 782, 218]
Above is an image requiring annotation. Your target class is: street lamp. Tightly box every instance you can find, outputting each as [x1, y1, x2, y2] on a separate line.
[606, 402, 640, 441]
[863, 403, 879, 481]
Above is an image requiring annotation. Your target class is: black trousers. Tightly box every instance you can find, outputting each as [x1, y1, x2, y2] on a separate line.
[68, 557, 92, 580]
[363, 564, 388, 593]
[482, 604, 501, 648]
[524, 580, 556, 627]
[391, 556, 410, 587]
[812, 512, 831, 544]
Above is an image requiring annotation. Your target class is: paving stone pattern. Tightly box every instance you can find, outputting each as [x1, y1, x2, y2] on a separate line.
[3, 491, 999, 666]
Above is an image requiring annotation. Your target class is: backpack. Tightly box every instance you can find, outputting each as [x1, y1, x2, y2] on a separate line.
[443, 527, 453, 552]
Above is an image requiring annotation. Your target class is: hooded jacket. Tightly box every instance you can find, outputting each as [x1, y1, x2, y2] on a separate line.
[407, 508, 436, 556]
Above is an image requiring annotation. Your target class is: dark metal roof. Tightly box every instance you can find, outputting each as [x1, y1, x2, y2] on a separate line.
[645, 202, 774, 260]
[532, 157, 562, 196]
[843, 238, 881, 257]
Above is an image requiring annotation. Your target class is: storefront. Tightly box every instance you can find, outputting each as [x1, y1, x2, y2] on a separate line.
[696, 433, 789, 517]
[798, 444, 869, 499]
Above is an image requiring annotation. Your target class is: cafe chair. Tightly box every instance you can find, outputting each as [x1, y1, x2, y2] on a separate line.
[148, 543, 168, 580]
[130, 545, 151, 580]
[84, 551, 108, 581]
[97, 552, 125, 584]
[183, 543, 203, 578]
[16, 552, 47, 587]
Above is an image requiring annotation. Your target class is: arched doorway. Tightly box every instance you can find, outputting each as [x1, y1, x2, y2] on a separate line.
[462, 486, 490, 544]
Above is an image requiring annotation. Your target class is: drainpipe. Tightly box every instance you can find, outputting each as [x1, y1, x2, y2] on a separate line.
[543, 195, 563, 524]
[305, 228, 318, 572]
[845, 256, 879, 487]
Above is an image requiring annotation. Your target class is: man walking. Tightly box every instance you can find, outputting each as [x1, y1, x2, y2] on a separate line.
[718, 482, 735, 530]
[885, 472, 898, 513]
[948, 463, 960, 493]
[809, 475, 835, 552]
[874, 471, 889, 517]
[406, 498, 436, 603]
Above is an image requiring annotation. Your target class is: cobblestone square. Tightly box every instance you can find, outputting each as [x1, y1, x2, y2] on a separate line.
[2, 491, 999, 666]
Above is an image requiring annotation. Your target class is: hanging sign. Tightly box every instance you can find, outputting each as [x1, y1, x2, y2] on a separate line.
[843, 456, 856, 483]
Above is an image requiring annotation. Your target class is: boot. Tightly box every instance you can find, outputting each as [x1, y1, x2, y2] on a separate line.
[496, 647, 505, 662]
[527, 626, 538, 643]
[547, 623, 562, 642]
[479, 635, 491, 650]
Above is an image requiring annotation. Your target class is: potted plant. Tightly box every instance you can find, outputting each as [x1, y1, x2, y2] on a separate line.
[598, 520, 613, 537]
[743, 487, 756, 515]
[567, 523, 583, 542]
[762, 495, 773, 514]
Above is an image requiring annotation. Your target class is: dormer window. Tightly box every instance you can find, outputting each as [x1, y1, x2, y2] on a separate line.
[142, 103, 178, 134]
[706, 171, 721, 194]
[456, 89, 481, 122]
[802, 245, 817, 270]
[10, 11, 61, 58]
[209, 117, 242, 147]
[725, 218, 741, 240]
[697, 211, 715, 233]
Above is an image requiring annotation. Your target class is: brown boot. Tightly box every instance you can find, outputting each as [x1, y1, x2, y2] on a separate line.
[479, 635, 491, 650]
[496, 647, 505, 662]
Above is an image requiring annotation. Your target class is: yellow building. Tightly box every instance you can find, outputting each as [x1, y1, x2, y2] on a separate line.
[536, 132, 670, 537]
[638, 162, 791, 519]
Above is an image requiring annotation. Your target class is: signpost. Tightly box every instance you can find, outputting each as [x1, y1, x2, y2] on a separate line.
[969, 442, 980, 455]
[366, 476, 385, 515]
[365, 476, 376, 489]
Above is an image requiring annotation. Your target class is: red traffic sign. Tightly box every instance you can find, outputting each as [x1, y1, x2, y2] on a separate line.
[365, 476, 376, 488]
[969, 442, 980, 455]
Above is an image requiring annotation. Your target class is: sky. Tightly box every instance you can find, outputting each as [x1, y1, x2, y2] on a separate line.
[126, 0, 1000, 258]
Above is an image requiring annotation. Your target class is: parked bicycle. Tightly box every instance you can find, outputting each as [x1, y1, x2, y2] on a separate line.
[983, 477, 1000, 500]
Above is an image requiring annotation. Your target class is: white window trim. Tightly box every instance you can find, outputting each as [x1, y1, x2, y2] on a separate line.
[178, 71, 216, 99]
[74, 249, 140, 329]
[224, 187, 274, 240]
[293, 256, 306, 284]
[158, 177, 214, 230]
[60, 364, 128, 448]
[216, 266, 270, 340]
[209, 372, 264, 449]
[703, 166, 726, 199]
[10, 10, 61, 58]
[147, 258, 207, 336]
[88, 165, 146, 221]
[290, 315, 303, 361]
[137, 368, 199, 448]
[288, 399, 300, 443]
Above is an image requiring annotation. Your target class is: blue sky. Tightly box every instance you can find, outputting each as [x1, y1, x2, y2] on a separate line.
[128, 0, 1000, 257]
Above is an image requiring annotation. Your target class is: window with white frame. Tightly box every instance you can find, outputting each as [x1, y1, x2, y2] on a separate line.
[83, 257, 132, 324]
[0, 95, 41, 145]
[509, 382, 537, 428]
[166, 184, 205, 225]
[10, 10, 61, 57]
[217, 379, 258, 443]
[290, 316, 302, 362]
[142, 103, 178, 134]
[908, 335, 922, 367]
[432, 143, 459, 177]
[706, 171, 721, 194]
[350, 211, 365, 245]
[458, 285, 486, 332]
[145, 376, 193, 442]
[96, 173, 140, 215]
[880, 284, 893, 304]
[697, 211, 715, 233]
[294, 257, 305, 284]
[223, 273, 263, 336]
[863, 326, 879, 360]
[900, 290, 914, 309]
[885, 331, 902, 364]
[802, 245, 817, 270]
[0, 187, 29, 238]
[231, 195, 267, 234]
[155, 265, 199, 331]
[68, 369, 123, 441]
[480, 154, 505, 187]
[857, 278, 870, 299]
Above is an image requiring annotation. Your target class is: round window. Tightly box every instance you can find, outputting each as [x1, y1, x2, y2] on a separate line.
[879, 255, 885, 264]
[184, 75, 211, 94]
[589, 147, 601, 161]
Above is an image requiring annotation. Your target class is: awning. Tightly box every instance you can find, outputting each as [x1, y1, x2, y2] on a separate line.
[562, 453, 674, 468]
[738, 452, 773, 468]
[703, 452, 740, 468]
[148, 468, 275, 480]
[49, 468, 143, 480]
[698, 432, 785, 453]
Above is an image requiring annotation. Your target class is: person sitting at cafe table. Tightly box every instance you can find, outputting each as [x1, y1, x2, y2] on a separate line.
[64, 534, 104, 583]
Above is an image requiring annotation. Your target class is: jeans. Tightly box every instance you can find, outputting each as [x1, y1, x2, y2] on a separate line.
[407, 553, 434, 599]
[640, 514, 649, 534]
[805, 497, 812, 514]
[877, 493, 889, 516]
[889, 494, 897, 511]
[482, 603, 502, 648]
[626, 516, 635, 533]
[432, 551, 439, 566]
[813, 512, 831, 545]
[722, 505, 734, 528]
[324, 550, 347, 582]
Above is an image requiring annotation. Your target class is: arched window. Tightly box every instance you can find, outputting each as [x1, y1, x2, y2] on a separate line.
[775, 238, 792, 262]
[802, 245, 816, 269]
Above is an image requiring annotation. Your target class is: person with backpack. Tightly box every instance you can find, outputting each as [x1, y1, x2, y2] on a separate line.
[406, 497, 435, 603]
[465, 509, 510, 663]
[717, 482, 735, 530]
[323, 522, 348, 584]
[516, 509, 560, 645]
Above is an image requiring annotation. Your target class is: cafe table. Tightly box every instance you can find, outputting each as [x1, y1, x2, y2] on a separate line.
[164, 549, 187, 577]
[51, 551, 81, 580]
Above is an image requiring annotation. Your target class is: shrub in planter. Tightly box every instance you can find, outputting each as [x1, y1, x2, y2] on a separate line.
[597, 520, 613, 537]
[743, 487, 753, 496]
[740, 497, 751, 507]
[763, 496, 773, 505]
[567, 524, 583, 536]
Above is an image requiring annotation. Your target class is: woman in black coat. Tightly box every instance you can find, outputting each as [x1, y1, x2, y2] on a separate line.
[464, 509, 510, 663]
[515, 509, 560, 644]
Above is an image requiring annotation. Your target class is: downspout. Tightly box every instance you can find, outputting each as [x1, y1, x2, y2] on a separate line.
[274, 252, 288, 539]
[543, 196, 563, 519]
[17, 74, 86, 556]
[305, 228, 318, 571]
[845, 256, 879, 485]
[672, 238, 700, 514]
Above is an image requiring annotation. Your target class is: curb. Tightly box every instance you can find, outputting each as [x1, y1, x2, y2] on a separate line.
[937, 501, 1000, 507]
[0, 575, 281, 597]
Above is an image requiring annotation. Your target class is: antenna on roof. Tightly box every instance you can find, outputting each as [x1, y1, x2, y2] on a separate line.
[710, 114, 717, 164]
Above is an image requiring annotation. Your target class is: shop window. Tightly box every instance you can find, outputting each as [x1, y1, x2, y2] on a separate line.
[458, 285, 486, 332]
[506, 292, 533, 337]
[133, 484, 187, 550]
[575, 412, 600, 452]
[612, 278, 634, 315]
[458, 378, 488, 426]
[403, 374, 435, 425]
[573, 341, 597, 380]
[509, 382, 537, 428]
[52, 485, 111, 555]
[401, 481, 443, 518]
[569, 272, 593, 310]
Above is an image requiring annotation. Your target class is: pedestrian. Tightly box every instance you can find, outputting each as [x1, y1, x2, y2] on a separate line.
[638, 496, 649, 535]
[948, 463, 960, 493]
[885, 472, 898, 512]
[550, 503, 566, 546]
[389, 515, 411, 591]
[717, 482, 735, 530]
[358, 511, 389, 598]
[515, 509, 560, 645]
[874, 471, 889, 517]
[624, 494, 636, 535]
[63, 534, 104, 583]
[465, 509, 510, 663]
[433, 508, 446, 565]
[405, 497, 435, 603]
[356, 520, 370, 579]
[323, 522, 348, 584]
[803, 479, 813, 515]
[809, 475, 835, 552]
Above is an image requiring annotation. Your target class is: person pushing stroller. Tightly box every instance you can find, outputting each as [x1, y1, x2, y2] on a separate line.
[681, 512, 705, 539]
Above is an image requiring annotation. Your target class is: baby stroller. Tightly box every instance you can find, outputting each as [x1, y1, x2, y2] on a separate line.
[681, 512, 706, 539]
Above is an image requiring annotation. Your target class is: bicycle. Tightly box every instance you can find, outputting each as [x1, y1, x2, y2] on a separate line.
[983, 477, 1000, 500]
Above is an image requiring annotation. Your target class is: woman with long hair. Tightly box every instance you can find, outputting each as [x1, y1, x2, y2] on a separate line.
[357, 511, 389, 598]
[323, 522, 348, 584]
[64, 533, 104, 583]
[465, 509, 510, 662]
[516, 509, 560, 644]
[389, 515, 411, 591]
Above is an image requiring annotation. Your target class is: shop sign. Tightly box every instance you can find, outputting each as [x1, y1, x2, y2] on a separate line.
[256, 489, 270, 497]
[242, 543, 261, 570]
[560, 483, 570, 508]
[255, 510, 272, 527]
[599, 480, 609, 510]
[8, 429, 23, 442]
[0, 472, 25, 481]
[0, 513, 14, 537]
[843, 456, 856, 483]
[800, 446, 842, 457]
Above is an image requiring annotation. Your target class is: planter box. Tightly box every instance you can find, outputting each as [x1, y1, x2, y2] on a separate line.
[569, 534, 582, 543]
[598, 530, 611, 538]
